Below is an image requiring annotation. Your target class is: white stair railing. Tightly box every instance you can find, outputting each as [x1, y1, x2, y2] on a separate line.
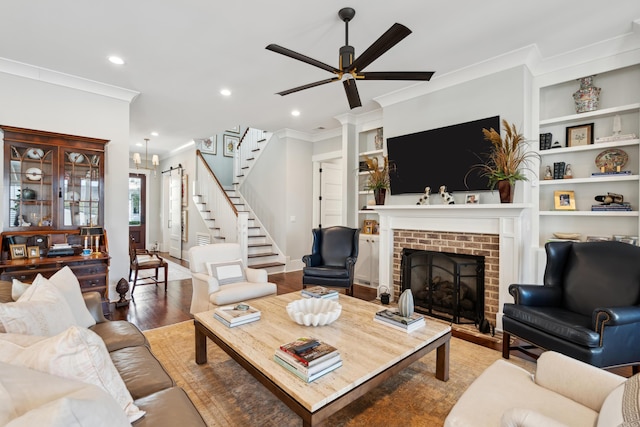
[193, 151, 249, 264]
[234, 128, 269, 185]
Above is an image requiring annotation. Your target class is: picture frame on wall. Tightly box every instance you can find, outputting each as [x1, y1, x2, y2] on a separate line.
[198, 136, 216, 154]
[181, 174, 188, 207]
[9, 244, 27, 259]
[566, 123, 593, 147]
[223, 134, 238, 157]
[181, 210, 188, 242]
[554, 190, 576, 210]
[226, 125, 240, 134]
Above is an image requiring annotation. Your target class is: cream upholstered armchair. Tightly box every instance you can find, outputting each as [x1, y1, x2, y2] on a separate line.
[188, 243, 277, 314]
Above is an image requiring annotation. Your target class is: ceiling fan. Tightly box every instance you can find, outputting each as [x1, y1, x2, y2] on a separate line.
[266, 7, 435, 109]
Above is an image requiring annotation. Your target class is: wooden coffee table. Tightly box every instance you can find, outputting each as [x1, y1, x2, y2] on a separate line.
[194, 293, 451, 427]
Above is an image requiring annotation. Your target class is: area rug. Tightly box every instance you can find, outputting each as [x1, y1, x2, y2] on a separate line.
[144, 320, 535, 427]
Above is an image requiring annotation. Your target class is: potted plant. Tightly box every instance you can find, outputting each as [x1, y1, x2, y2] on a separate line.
[473, 119, 538, 203]
[363, 155, 391, 205]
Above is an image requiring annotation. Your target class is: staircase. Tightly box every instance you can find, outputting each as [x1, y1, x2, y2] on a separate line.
[192, 128, 285, 273]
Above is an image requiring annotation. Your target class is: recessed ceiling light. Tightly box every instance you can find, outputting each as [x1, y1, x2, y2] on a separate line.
[291, 110, 300, 117]
[220, 89, 231, 97]
[151, 131, 159, 137]
[135, 142, 143, 147]
[108, 56, 125, 65]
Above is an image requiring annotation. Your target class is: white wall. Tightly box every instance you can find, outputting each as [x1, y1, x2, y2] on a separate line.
[0, 71, 133, 300]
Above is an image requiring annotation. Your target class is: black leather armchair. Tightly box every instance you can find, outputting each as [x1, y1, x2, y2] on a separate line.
[302, 226, 360, 296]
[502, 240, 640, 370]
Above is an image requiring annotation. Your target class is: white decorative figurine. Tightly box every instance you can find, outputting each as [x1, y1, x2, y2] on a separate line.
[439, 185, 455, 204]
[416, 187, 431, 205]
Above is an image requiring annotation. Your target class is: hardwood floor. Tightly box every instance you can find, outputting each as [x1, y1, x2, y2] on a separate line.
[111, 254, 377, 331]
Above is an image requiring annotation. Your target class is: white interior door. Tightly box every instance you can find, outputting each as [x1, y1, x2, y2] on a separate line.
[168, 170, 182, 258]
[320, 162, 342, 228]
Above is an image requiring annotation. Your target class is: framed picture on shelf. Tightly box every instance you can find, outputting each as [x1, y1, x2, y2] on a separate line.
[465, 194, 480, 204]
[27, 246, 40, 258]
[554, 190, 576, 210]
[223, 134, 238, 157]
[9, 244, 27, 259]
[362, 219, 377, 234]
[197, 136, 216, 154]
[566, 123, 593, 147]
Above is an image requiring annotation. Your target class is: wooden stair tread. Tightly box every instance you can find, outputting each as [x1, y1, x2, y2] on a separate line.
[250, 261, 285, 269]
[248, 252, 278, 258]
[249, 243, 272, 248]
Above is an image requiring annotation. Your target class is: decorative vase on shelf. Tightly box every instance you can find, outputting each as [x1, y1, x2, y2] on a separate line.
[398, 289, 414, 317]
[573, 75, 601, 114]
[497, 180, 514, 203]
[374, 188, 386, 205]
[374, 128, 384, 150]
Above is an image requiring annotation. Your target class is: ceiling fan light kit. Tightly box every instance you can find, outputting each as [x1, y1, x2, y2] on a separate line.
[266, 7, 435, 109]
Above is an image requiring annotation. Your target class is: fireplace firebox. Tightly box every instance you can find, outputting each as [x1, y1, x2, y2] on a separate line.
[401, 248, 485, 324]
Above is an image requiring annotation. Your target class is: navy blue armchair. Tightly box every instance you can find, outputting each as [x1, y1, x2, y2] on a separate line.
[502, 240, 640, 370]
[302, 226, 360, 296]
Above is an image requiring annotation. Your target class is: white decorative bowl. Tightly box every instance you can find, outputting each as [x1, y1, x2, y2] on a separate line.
[286, 298, 342, 327]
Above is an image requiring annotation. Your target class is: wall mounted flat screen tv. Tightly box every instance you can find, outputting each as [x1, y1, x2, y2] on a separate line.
[387, 115, 500, 194]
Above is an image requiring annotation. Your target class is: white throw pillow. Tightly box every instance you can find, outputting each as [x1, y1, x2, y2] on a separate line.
[206, 259, 246, 285]
[11, 279, 30, 301]
[0, 277, 76, 336]
[48, 266, 96, 328]
[0, 361, 129, 427]
[598, 373, 640, 427]
[0, 326, 145, 423]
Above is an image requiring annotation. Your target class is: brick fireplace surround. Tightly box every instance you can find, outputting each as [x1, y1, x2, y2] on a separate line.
[394, 230, 499, 325]
[374, 204, 532, 331]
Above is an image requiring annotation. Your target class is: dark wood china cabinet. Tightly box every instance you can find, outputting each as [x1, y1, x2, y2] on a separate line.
[1, 126, 111, 313]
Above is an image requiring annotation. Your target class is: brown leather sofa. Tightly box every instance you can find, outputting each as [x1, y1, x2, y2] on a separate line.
[0, 282, 205, 426]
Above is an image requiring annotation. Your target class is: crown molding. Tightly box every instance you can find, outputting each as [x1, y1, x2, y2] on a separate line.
[0, 57, 139, 103]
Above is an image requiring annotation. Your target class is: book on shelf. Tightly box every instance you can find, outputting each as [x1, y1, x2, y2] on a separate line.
[279, 338, 339, 367]
[591, 203, 632, 211]
[274, 349, 342, 376]
[595, 133, 637, 143]
[273, 354, 342, 382]
[374, 309, 425, 333]
[553, 162, 566, 180]
[591, 170, 632, 176]
[213, 313, 260, 328]
[539, 132, 553, 150]
[301, 286, 339, 299]
[214, 304, 261, 324]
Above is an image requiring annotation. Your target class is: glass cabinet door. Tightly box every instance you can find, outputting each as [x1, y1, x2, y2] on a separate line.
[8, 144, 55, 228]
[62, 150, 102, 227]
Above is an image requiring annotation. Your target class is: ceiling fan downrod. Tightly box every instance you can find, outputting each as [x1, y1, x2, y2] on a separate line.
[338, 7, 356, 71]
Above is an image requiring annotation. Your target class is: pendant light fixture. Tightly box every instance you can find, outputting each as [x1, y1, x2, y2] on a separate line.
[133, 138, 159, 175]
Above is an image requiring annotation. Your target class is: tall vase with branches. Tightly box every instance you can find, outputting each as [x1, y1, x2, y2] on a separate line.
[473, 119, 538, 203]
[363, 155, 391, 205]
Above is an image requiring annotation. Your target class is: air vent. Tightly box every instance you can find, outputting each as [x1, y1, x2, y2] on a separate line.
[196, 232, 211, 246]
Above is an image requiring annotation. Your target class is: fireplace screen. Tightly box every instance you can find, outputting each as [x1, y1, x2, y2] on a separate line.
[401, 248, 485, 324]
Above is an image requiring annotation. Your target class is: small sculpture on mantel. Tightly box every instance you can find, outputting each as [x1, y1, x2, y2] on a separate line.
[439, 185, 455, 204]
[416, 187, 431, 205]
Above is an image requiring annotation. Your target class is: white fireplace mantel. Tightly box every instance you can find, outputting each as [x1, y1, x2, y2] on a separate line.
[373, 204, 533, 331]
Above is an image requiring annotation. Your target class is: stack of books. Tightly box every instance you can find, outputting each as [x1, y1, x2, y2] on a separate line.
[213, 303, 261, 327]
[539, 132, 553, 150]
[591, 170, 632, 177]
[553, 162, 566, 180]
[300, 286, 339, 300]
[591, 203, 632, 212]
[274, 337, 342, 382]
[373, 309, 426, 333]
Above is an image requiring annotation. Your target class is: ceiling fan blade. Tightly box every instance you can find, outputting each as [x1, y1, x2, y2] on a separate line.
[266, 44, 340, 74]
[359, 71, 435, 81]
[276, 77, 340, 96]
[346, 23, 412, 73]
[343, 79, 362, 109]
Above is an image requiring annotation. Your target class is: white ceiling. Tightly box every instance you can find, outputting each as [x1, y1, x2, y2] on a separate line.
[1, 1, 639, 157]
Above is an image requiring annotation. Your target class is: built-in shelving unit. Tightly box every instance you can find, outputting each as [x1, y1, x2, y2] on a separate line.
[537, 65, 640, 246]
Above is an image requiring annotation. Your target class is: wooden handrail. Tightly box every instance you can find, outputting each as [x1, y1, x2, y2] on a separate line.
[235, 127, 251, 151]
[195, 149, 238, 216]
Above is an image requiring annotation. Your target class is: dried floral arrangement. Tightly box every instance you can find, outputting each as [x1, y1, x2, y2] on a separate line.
[363, 155, 392, 191]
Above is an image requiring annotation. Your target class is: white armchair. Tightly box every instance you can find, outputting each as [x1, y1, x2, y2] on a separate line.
[445, 351, 630, 427]
[188, 243, 277, 314]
